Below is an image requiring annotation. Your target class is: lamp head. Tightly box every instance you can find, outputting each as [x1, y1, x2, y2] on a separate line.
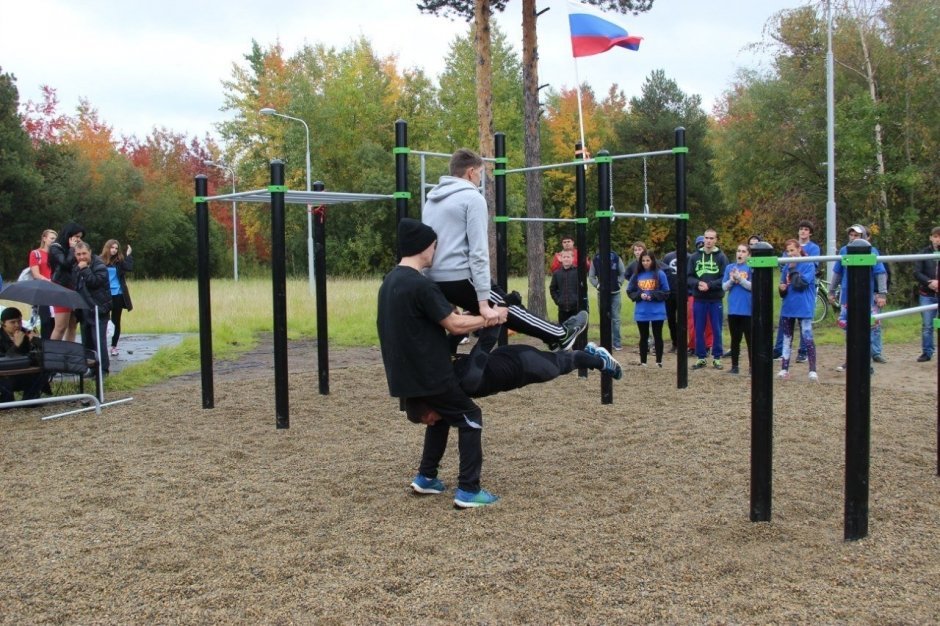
[259, 107, 276, 115]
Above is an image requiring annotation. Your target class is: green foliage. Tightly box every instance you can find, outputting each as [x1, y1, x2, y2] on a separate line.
[0, 69, 42, 274]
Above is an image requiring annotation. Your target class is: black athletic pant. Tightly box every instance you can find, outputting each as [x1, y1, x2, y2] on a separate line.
[636, 320, 665, 365]
[109, 294, 128, 348]
[727, 314, 752, 370]
[411, 383, 484, 493]
[454, 326, 604, 398]
[435, 279, 566, 345]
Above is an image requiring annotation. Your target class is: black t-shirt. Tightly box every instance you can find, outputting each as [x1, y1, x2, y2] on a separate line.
[377, 265, 458, 398]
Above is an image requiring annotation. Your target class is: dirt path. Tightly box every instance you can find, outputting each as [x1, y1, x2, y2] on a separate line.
[2, 336, 937, 623]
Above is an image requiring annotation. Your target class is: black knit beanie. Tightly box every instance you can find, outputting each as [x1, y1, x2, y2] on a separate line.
[398, 218, 437, 257]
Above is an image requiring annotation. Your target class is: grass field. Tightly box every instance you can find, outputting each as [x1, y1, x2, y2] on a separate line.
[1, 276, 924, 391]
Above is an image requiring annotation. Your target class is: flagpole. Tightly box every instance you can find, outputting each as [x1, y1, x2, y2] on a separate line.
[573, 57, 587, 159]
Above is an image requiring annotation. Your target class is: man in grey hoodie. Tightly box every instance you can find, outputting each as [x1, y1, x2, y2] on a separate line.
[422, 149, 586, 351]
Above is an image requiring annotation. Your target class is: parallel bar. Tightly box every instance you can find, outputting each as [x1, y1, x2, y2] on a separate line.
[609, 149, 675, 161]
[872, 303, 937, 321]
[874, 253, 940, 263]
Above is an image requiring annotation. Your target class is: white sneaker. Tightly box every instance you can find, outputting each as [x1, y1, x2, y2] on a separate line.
[777, 370, 790, 380]
[808, 371, 819, 382]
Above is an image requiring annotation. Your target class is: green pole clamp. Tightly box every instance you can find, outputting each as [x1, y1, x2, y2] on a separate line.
[748, 256, 779, 268]
[672, 147, 689, 154]
[193, 196, 207, 204]
[595, 210, 613, 218]
[574, 217, 589, 224]
[493, 216, 509, 223]
[392, 147, 410, 154]
[268, 185, 288, 193]
[677, 213, 689, 220]
[494, 169, 506, 176]
[393, 191, 411, 199]
[494, 157, 508, 165]
[841, 253, 877, 266]
[594, 155, 612, 164]
[934, 317, 940, 330]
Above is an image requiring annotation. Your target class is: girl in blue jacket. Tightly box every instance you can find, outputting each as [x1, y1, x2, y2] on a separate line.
[722, 243, 752, 374]
[778, 239, 818, 381]
[627, 251, 670, 367]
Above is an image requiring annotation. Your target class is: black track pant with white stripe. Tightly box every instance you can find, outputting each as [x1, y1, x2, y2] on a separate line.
[434, 279, 566, 345]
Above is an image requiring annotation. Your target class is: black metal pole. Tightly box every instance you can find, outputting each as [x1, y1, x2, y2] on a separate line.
[596, 150, 613, 404]
[313, 181, 329, 396]
[936, 316, 939, 476]
[674, 128, 689, 389]
[749, 242, 776, 522]
[394, 121, 410, 414]
[844, 238, 873, 540]
[195, 174, 214, 409]
[394, 119, 409, 225]
[270, 160, 289, 429]
[494, 132, 509, 347]
[575, 142, 588, 377]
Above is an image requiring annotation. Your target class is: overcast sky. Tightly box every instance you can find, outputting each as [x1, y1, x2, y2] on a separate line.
[1, 0, 809, 141]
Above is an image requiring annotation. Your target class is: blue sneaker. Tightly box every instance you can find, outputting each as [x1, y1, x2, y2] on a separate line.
[410, 474, 446, 495]
[584, 342, 622, 380]
[453, 488, 499, 509]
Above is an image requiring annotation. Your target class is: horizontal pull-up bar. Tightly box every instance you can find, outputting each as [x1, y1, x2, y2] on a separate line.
[493, 216, 586, 223]
[752, 252, 938, 267]
[201, 189, 395, 205]
[611, 212, 688, 221]
[503, 147, 681, 175]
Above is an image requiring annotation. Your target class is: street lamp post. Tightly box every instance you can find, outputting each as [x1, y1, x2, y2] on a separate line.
[204, 159, 239, 281]
[260, 107, 314, 295]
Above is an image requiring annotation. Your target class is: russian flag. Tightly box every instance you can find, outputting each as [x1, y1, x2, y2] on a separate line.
[567, 0, 643, 58]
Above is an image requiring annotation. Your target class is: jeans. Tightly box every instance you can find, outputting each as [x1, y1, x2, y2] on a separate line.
[598, 291, 622, 349]
[871, 302, 883, 357]
[693, 299, 723, 358]
[774, 312, 807, 358]
[780, 317, 816, 372]
[921, 294, 938, 356]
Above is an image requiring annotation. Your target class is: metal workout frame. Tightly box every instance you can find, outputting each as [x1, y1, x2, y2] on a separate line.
[194, 157, 399, 429]
[748, 240, 939, 541]
[492, 129, 691, 404]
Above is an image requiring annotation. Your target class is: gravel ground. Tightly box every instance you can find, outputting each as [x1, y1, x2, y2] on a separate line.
[1, 338, 937, 624]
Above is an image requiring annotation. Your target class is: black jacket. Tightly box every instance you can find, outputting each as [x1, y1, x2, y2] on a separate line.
[48, 222, 85, 289]
[686, 248, 729, 301]
[914, 243, 939, 295]
[71, 254, 112, 314]
[106, 255, 134, 310]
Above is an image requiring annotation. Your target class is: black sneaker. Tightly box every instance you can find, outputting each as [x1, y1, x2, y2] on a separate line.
[795, 354, 807, 364]
[872, 354, 888, 364]
[917, 353, 932, 362]
[551, 310, 588, 351]
[728, 367, 740, 375]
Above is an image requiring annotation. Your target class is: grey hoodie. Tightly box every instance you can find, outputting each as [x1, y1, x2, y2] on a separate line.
[422, 176, 491, 303]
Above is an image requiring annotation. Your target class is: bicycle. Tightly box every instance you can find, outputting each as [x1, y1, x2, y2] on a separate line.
[813, 279, 840, 323]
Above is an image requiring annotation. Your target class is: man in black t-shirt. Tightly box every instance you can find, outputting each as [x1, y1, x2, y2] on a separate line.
[378, 219, 508, 509]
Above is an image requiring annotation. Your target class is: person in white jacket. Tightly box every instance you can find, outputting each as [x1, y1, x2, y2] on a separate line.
[422, 149, 586, 351]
